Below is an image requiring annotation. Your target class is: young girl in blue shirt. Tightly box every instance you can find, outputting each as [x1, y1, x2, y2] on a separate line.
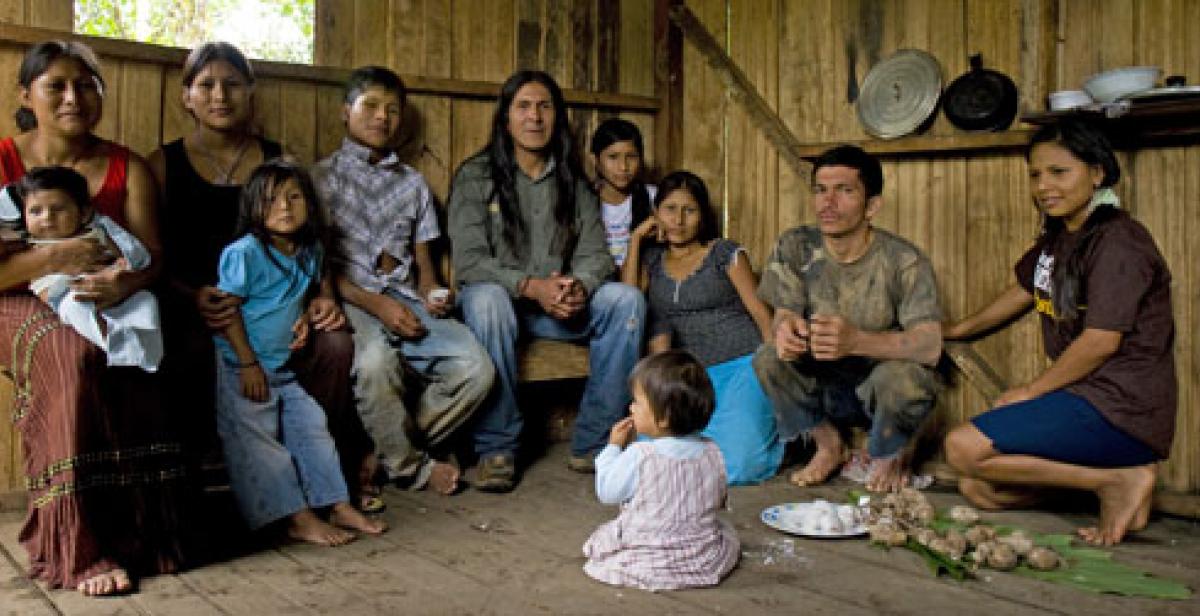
[214, 159, 386, 545]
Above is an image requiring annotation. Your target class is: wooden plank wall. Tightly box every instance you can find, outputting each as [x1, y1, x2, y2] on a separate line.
[0, 0, 657, 493]
[682, 0, 1199, 493]
[315, 0, 657, 201]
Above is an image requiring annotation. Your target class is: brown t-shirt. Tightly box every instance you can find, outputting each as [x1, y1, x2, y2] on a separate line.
[758, 225, 942, 333]
[1015, 210, 1176, 457]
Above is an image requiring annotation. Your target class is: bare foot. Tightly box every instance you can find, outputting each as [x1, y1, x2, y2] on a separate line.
[1130, 489, 1153, 531]
[331, 502, 387, 535]
[866, 456, 910, 493]
[287, 508, 357, 546]
[790, 447, 844, 487]
[77, 567, 131, 596]
[1129, 463, 1158, 532]
[1077, 464, 1156, 546]
[427, 461, 461, 495]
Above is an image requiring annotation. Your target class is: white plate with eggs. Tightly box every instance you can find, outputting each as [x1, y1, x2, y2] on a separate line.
[760, 500, 868, 538]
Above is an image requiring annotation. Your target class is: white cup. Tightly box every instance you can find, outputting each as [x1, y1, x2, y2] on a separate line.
[428, 287, 450, 304]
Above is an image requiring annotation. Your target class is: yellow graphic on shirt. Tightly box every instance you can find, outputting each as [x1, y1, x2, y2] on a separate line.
[1034, 289, 1086, 320]
[1034, 290, 1056, 317]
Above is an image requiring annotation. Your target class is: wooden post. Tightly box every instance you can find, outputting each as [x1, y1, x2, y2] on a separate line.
[1019, 0, 1058, 112]
[653, 0, 683, 172]
[669, 4, 811, 182]
[314, 0, 355, 68]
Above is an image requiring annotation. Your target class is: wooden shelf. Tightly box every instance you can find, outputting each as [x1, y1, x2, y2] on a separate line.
[1021, 98, 1200, 142]
[793, 130, 1036, 159]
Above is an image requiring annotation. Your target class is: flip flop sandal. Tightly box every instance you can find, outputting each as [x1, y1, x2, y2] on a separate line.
[359, 484, 386, 514]
[360, 495, 386, 514]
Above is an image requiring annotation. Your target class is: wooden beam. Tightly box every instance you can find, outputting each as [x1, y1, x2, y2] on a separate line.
[0, 22, 660, 112]
[1154, 490, 1200, 519]
[944, 342, 1008, 405]
[669, 4, 810, 181]
[653, 0, 684, 171]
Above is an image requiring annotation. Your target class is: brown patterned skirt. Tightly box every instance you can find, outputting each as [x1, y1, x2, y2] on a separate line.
[3, 293, 188, 589]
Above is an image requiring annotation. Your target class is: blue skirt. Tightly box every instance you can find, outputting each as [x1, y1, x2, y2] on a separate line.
[701, 354, 785, 484]
[971, 390, 1157, 468]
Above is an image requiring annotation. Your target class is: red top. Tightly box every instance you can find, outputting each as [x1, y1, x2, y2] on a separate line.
[0, 137, 129, 226]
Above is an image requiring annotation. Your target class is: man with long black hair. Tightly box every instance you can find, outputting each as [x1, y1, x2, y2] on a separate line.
[448, 70, 645, 492]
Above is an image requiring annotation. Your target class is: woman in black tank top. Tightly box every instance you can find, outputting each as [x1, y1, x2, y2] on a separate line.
[148, 43, 376, 516]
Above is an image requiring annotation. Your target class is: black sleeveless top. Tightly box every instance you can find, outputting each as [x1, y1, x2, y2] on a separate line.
[161, 138, 282, 288]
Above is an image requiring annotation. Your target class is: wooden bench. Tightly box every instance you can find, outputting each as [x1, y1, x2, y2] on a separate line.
[517, 339, 590, 382]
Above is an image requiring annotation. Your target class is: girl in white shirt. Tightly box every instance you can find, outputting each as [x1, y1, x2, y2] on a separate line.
[590, 118, 655, 275]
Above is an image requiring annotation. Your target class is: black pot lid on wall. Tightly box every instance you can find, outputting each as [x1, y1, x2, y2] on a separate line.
[942, 54, 1019, 132]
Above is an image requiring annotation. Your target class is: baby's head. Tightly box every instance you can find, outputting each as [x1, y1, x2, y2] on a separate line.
[16, 166, 91, 240]
[628, 350, 715, 438]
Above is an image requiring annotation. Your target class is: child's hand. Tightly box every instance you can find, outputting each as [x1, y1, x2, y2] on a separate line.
[289, 313, 311, 351]
[239, 363, 269, 402]
[307, 296, 346, 331]
[608, 417, 636, 449]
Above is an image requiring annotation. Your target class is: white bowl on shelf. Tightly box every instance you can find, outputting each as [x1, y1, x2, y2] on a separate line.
[1083, 66, 1162, 103]
[1048, 90, 1093, 111]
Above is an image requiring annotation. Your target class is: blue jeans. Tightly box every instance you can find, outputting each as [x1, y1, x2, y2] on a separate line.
[215, 358, 349, 529]
[459, 282, 645, 457]
[343, 292, 494, 483]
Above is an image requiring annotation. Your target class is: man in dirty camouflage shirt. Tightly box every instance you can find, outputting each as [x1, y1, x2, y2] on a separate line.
[752, 145, 943, 493]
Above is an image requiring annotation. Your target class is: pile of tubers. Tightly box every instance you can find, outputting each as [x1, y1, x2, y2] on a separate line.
[865, 488, 1061, 573]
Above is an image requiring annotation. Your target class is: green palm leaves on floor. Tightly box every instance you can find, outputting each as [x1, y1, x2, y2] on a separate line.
[860, 492, 1193, 600]
[1013, 533, 1192, 600]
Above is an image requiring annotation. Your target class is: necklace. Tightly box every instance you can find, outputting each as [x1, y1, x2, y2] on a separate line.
[192, 135, 251, 185]
[29, 135, 96, 171]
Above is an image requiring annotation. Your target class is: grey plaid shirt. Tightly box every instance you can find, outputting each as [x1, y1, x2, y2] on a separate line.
[313, 138, 440, 300]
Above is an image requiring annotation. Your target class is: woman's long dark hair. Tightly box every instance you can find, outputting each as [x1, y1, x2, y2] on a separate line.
[654, 170, 720, 244]
[236, 158, 327, 279]
[182, 41, 255, 86]
[16, 41, 105, 132]
[1026, 119, 1121, 322]
[483, 70, 583, 260]
[590, 117, 651, 229]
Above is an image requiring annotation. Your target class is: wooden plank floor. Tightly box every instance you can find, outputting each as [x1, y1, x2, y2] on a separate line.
[2, 443, 1199, 615]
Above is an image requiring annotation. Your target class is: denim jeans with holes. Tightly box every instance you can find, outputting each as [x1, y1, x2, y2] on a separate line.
[343, 292, 494, 484]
